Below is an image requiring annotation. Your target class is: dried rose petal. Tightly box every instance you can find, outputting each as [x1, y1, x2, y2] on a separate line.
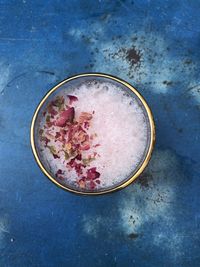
[56, 169, 63, 178]
[67, 128, 74, 142]
[75, 154, 82, 161]
[55, 107, 75, 127]
[46, 115, 51, 123]
[78, 179, 86, 189]
[48, 104, 58, 116]
[73, 143, 80, 150]
[82, 157, 95, 165]
[90, 180, 96, 189]
[74, 163, 84, 176]
[56, 169, 63, 175]
[52, 96, 64, 110]
[88, 167, 96, 172]
[88, 173, 97, 180]
[81, 176, 86, 181]
[55, 132, 61, 139]
[67, 158, 76, 167]
[75, 130, 88, 144]
[65, 142, 72, 151]
[58, 129, 67, 142]
[46, 130, 53, 136]
[95, 172, 101, 179]
[93, 144, 100, 148]
[78, 125, 86, 131]
[67, 95, 78, 105]
[44, 137, 50, 146]
[79, 112, 93, 123]
[68, 125, 85, 143]
[53, 154, 60, 159]
[60, 129, 67, 135]
[86, 167, 100, 180]
[67, 159, 85, 176]
[39, 129, 44, 136]
[64, 151, 70, 160]
[40, 136, 50, 146]
[46, 121, 54, 128]
[84, 121, 90, 129]
[41, 96, 101, 189]
[80, 143, 90, 151]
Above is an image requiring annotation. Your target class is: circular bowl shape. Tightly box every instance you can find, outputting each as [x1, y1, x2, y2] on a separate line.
[31, 73, 155, 195]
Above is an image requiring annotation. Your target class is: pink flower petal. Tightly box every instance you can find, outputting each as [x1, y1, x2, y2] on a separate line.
[88, 167, 96, 172]
[75, 154, 82, 161]
[67, 95, 78, 105]
[56, 169, 64, 178]
[84, 121, 90, 129]
[53, 154, 60, 159]
[80, 143, 90, 151]
[46, 121, 54, 128]
[86, 167, 100, 180]
[79, 112, 93, 124]
[94, 144, 100, 148]
[90, 180, 96, 189]
[55, 132, 61, 139]
[55, 107, 75, 127]
[41, 137, 50, 146]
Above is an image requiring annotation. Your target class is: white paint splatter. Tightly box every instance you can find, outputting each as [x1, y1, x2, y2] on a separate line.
[120, 207, 142, 233]
[82, 215, 103, 238]
[0, 215, 9, 248]
[82, 149, 185, 261]
[69, 23, 197, 95]
[119, 149, 187, 262]
[153, 230, 185, 260]
[119, 150, 177, 234]
[0, 63, 10, 95]
[92, 34, 174, 94]
[93, 32, 197, 95]
[68, 22, 104, 41]
[68, 28, 83, 40]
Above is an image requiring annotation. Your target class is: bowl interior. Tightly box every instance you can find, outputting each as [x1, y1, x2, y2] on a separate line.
[33, 74, 153, 194]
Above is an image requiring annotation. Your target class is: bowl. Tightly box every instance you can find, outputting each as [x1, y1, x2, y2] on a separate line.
[30, 73, 155, 195]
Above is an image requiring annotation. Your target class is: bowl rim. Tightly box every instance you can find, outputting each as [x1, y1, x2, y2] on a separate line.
[30, 72, 156, 195]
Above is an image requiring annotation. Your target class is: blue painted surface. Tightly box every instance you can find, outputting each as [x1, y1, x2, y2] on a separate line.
[0, 0, 200, 266]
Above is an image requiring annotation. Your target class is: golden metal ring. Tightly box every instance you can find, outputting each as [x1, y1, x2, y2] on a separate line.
[30, 73, 156, 195]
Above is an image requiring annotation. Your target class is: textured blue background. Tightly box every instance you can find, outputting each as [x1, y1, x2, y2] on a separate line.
[0, 1, 200, 266]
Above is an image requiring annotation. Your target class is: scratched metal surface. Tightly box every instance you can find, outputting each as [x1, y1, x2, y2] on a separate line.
[0, 1, 200, 266]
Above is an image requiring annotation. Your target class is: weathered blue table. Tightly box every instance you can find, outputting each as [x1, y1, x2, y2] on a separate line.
[0, 1, 200, 266]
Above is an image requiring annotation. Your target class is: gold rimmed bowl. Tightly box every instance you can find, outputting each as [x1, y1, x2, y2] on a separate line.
[30, 73, 155, 195]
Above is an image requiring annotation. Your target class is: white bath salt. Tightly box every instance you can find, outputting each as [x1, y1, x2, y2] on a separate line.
[37, 81, 148, 191]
